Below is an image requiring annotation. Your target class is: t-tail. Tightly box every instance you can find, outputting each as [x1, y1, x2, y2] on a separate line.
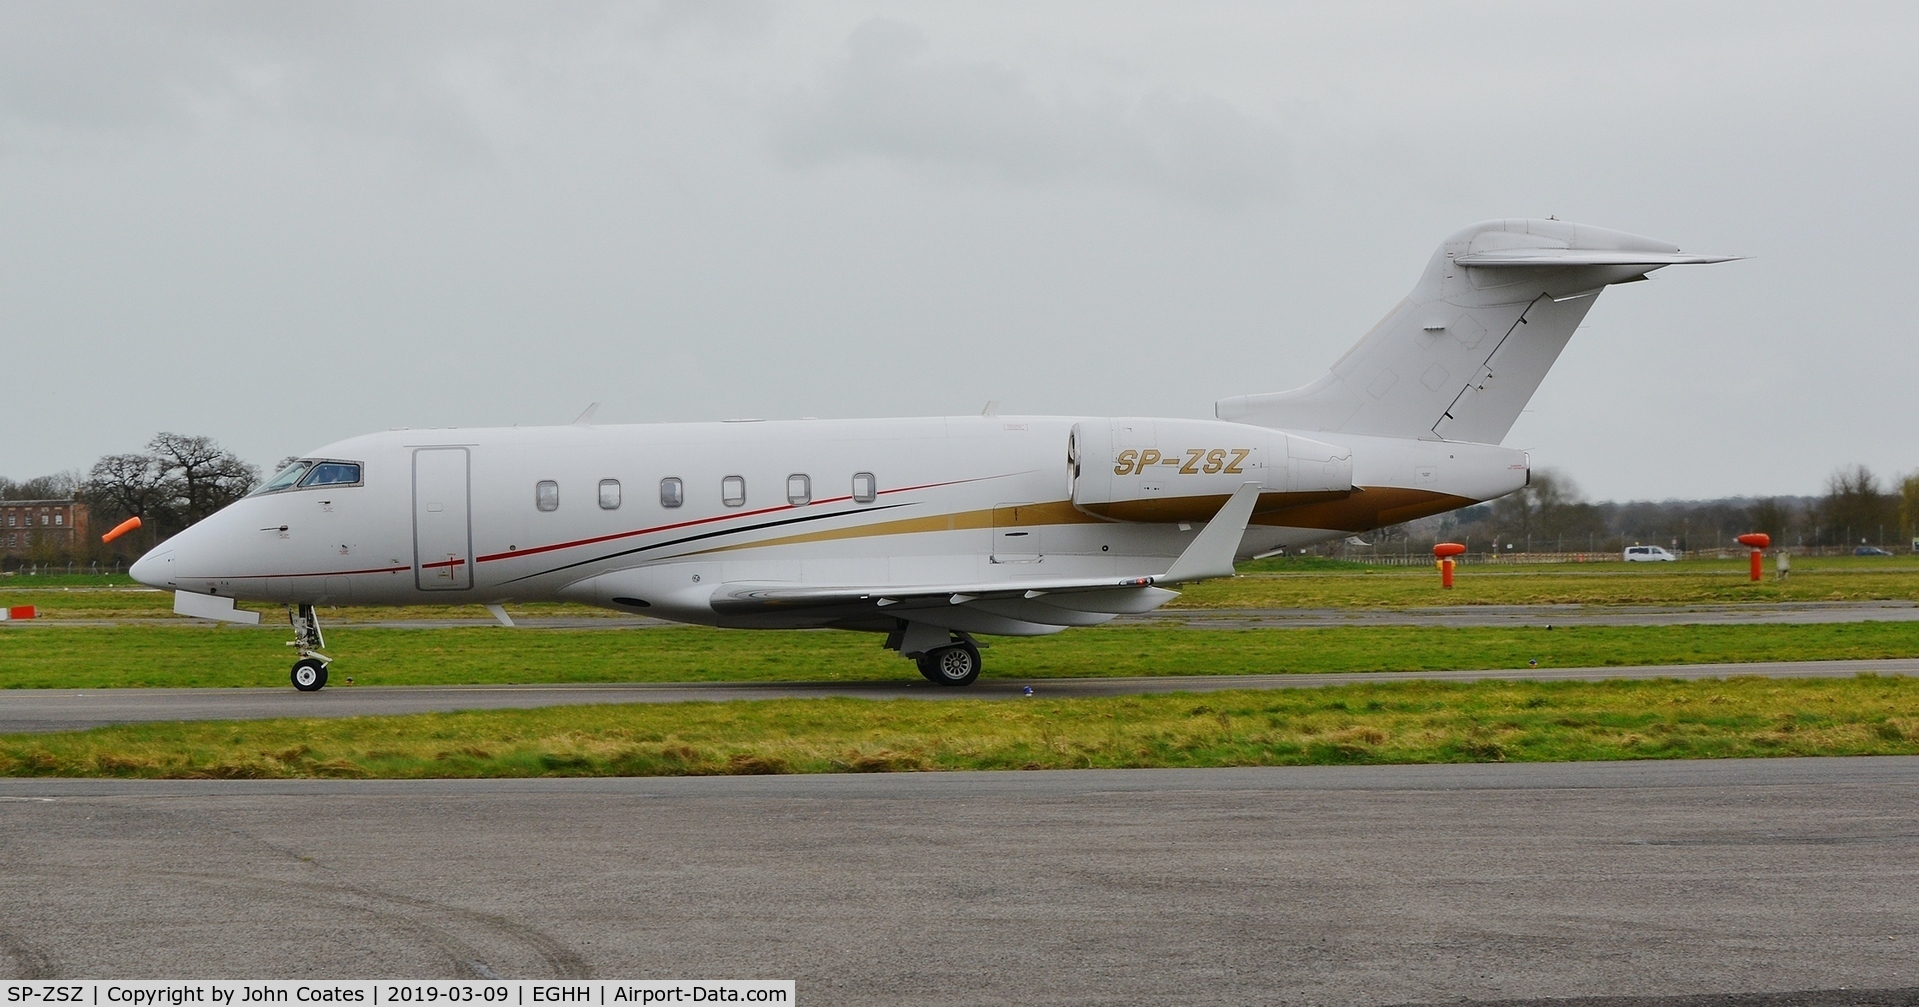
[1216, 219, 1738, 442]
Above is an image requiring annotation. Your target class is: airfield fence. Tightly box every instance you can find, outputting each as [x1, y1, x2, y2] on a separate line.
[1331, 545, 1910, 566]
[0, 560, 126, 577]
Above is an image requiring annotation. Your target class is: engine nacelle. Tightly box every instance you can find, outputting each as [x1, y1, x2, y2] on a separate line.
[1070, 418, 1353, 522]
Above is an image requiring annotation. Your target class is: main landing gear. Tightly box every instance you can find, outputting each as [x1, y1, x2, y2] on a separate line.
[916, 641, 982, 687]
[886, 622, 983, 686]
[287, 603, 331, 692]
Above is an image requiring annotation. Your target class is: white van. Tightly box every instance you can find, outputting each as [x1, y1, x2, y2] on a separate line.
[1624, 545, 1677, 562]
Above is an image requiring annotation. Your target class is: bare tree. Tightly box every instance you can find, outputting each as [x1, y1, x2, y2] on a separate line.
[147, 432, 259, 524]
[1485, 469, 1607, 551]
[82, 453, 182, 531]
[1900, 473, 1919, 550]
[1746, 497, 1794, 544]
[0, 471, 79, 500]
[1819, 464, 1895, 546]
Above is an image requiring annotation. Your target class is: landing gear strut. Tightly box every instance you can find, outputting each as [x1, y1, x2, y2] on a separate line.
[287, 604, 331, 692]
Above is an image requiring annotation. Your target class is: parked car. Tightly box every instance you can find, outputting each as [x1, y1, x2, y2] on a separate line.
[1624, 545, 1677, 562]
[1854, 546, 1894, 556]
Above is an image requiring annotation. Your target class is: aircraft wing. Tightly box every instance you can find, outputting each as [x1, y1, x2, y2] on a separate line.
[1452, 249, 1742, 267]
[711, 574, 1164, 610]
[709, 483, 1262, 614]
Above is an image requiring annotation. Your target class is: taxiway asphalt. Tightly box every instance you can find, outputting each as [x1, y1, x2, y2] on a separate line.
[3, 758, 1917, 1004]
[3, 657, 1917, 733]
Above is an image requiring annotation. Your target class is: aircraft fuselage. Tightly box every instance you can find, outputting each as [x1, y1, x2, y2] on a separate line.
[135, 415, 1524, 632]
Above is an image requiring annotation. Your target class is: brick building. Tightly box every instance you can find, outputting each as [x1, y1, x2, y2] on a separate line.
[1, 500, 90, 555]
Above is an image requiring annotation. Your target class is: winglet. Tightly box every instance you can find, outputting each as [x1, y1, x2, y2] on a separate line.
[572, 402, 601, 426]
[1156, 482, 1261, 584]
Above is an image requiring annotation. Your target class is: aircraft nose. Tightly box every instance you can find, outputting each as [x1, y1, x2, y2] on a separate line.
[130, 548, 174, 589]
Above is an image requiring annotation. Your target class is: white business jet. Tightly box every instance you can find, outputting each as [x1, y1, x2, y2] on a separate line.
[131, 219, 1733, 690]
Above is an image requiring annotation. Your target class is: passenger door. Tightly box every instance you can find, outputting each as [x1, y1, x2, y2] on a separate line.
[414, 448, 472, 590]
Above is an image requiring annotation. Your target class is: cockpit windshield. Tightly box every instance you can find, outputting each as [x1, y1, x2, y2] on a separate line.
[251, 459, 364, 495]
[300, 462, 362, 488]
[254, 461, 312, 495]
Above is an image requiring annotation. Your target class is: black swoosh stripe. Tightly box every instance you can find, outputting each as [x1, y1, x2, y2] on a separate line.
[500, 502, 913, 585]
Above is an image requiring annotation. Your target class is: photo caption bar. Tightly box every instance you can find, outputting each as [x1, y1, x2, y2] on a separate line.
[3, 983, 794, 1007]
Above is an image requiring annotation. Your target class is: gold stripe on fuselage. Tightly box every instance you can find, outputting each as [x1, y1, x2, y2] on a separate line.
[679, 488, 1470, 557]
[689, 500, 1100, 556]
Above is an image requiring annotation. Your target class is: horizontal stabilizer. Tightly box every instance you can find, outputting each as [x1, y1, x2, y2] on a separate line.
[1452, 249, 1741, 267]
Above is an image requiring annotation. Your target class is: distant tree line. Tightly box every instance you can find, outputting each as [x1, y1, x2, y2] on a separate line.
[1372, 465, 1919, 557]
[1, 433, 258, 568]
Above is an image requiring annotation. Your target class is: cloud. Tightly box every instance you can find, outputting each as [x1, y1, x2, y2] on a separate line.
[638, 0, 774, 46]
[0, 1, 508, 164]
[772, 18, 1288, 208]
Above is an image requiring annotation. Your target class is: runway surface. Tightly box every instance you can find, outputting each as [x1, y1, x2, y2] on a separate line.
[4, 657, 1917, 733]
[4, 758, 1917, 1004]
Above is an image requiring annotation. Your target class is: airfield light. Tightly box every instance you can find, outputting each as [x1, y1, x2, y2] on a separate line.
[1735, 533, 1770, 582]
[1434, 542, 1467, 589]
[101, 516, 142, 544]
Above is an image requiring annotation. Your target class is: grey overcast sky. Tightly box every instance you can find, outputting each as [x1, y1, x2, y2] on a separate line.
[2, 1, 1913, 500]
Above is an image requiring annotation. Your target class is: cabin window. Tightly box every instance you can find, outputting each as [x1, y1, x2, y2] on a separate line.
[787, 474, 811, 506]
[599, 479, 621, 510]
[852, 472, 877, 504]
[660, 477, 684, 508]
[535, 480, 559, 512]
[299, 461, 362, 488]
[721, 475, 746, 507]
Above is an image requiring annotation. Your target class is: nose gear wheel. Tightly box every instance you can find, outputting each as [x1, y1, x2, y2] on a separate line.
[286, 603, 332, 691]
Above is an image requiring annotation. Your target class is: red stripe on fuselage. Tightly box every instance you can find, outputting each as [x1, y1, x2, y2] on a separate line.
[191, 563, 413, 580]
[471, 476, 985, 566]
[183, 476, 994, 584]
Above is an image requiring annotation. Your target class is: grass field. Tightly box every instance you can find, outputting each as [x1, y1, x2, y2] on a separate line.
[5, 558, 1916, 622]
[1183, 556, 1919, 608]
[7, 562, 1917, 779]
[5, 675, 1915, 779]
[4, 620, 1918, 689]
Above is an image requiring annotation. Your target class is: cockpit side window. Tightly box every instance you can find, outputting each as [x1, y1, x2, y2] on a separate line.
[253, 459, 365, 496]
[254, 461, 312, 495]
[299, 461, 363, 488]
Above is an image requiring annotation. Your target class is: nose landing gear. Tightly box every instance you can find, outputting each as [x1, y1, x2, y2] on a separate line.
[287, 604, 331, 691]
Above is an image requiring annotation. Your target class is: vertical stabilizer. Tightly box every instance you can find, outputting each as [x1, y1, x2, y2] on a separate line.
[1216, 220, 1735, 443]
